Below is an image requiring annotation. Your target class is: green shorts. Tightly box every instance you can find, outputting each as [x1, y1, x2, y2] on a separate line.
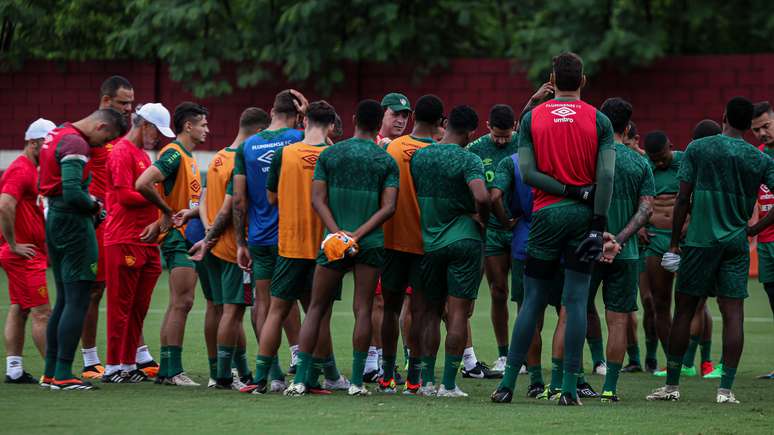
[417, 239, 483, 302]
[46, 208, 98, 283]
[527, 202, 591, 261]
[250, 245, 278, 281]
[677, 232, 749, 299]
[203, 253, 253, 305]
[757, 242, 774, 284]
[511, 258, 563, 307]
[317, 247, 385, 270]
[485, 228, 512, 257]
[160, 229, 195, 270]
[271, 256, 342, 301]
[643, 227, 672, 258]
[589, 260, 639, 313]
[193, 257, 213, 301]
[381, 249, 423, 292]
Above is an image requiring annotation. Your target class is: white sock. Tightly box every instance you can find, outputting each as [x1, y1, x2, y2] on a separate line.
[290, 345, 299, 366]
[6, 356, 23, 379]
[105, 364, 121, 376]
[121, 363, 137, 372]
[82, 347, 101, 367]
[364, 346, 379, 372]
[377, 348, 384, 371]
[135, 345, 153, 364]
[463, 347, 478, 371]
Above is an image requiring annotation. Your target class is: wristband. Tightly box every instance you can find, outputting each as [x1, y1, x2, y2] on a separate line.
[590, 214, 607, 233]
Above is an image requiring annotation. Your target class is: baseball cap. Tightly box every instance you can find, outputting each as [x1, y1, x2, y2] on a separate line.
[24, 118, 56, 140]
[381, 93, 411, 112]
[137, 103, 175, 138]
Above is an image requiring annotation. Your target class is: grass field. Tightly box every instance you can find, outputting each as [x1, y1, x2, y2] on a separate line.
[0, 270, 771, 434]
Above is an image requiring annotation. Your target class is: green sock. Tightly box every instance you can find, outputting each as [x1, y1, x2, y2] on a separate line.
[627, 344, 641, 366]
[528, 365, 543, 385]
[234, 347, 250, 377]
[293, 351, 312, 385]
[499, 362, 519, 391]
[323, 354, 341, 381]
[576, 364, 587, 386]
[159, 346, 170, 378]
[254, 355, 273, 382]
[550, 358, 563, 390]
[403, 346, 410, 365]
[208, 356, 217, 380]
[309, 358, 325, 388]
[682, 335, 700, 368]
[54, 358, 74, 381]
[168, 346, 183, 376]
[44, 355, 57, 378]
[351, 351, 368, 387]
[420, 356, 436, 385]
[602, 362, 622, 393]
[442, 354, 462, 390]
[217, 346, 235, 380]
[561, 370, 579, 399]
[666, 353, 682, 386]
[645, 339, 658, 362]
[407, 357, 422, 385]
[382, 355, 397, 381]
[497, 345, 509, 358]
[269, 356, 284, 381]
[719, 365, 737, 390]
[700, 340, 712, 363]
[588, 337, 605, 365]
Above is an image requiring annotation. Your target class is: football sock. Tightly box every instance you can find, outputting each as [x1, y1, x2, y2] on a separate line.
[168, 346, 183, 376]
[309, 358, 325, 388]
[627, 344, 641, 366]
[700, 340, 712, 363]
[645, 338, 659, 362]
[364, 346, 379, 373]
[587, 337, 605, 366]
[136, 345, 153, 364]
[44, 279, 65, 378]
[562, 270, 592, 398]
[234, 347, 250, 377]
[719, 366, 737, 390]
[55, 280, 92, 379]
[602, 362, 622, 393]
[323, 354, 341, 381]
[382, 355, 396, 380]
[407, 357, 422, 385]
[208, 357, 217, 380]
[159, 346, 170, 378]
[351, 350, 368, 386]
[121, 363, 136, 372]
[293, 351, 312, 385]
[269, 356, 284, 381]
[442, 354, 462, 390]
[6, 356, 22, 379]
[82, 347, 100, 367]
[377, 348, 383, 372]
[54, 358, 75, 381]
[682, 335, 700, 368]
[403, 345, 410, 365]
[105, 364, 121, 376]
[666, 353, 682, 386]
[254, 355, 273, 383]
[289, 344, 299, 367]
[462, 346, 477, 371]
[216, 346, 234, 380]
[528, 365, 543, 385]
[561, 370, 579, 399]
[421, 355, 437, 385]
[550, 358, 563, 390]
[498, 345, 508, 358]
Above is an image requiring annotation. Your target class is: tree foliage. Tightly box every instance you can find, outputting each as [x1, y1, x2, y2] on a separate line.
[2, 0, 772, 97]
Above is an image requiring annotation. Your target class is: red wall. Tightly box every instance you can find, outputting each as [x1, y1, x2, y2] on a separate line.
[2, 55, 774, 152]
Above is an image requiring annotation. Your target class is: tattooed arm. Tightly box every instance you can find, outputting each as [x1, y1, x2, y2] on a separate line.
[615, 196, 654, 246]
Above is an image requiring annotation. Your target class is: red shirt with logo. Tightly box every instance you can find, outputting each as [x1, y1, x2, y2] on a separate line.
[0, 155, 46, 257]
[757, 144, 774, 243]
[38, 123, 91, 197]
[86, 142, 114, 201]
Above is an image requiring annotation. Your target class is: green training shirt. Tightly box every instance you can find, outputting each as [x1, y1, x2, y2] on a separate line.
[650, 150, 683, 196]
[312, 137, 399, 250]
[411, 143, 485, 252]
[678, 134, 774, 247]
[608, 143, 655, 260]
[492, 157, 515, 219]
[467, 133, 518, 230]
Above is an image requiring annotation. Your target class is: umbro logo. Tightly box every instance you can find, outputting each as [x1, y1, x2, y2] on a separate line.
[190, 179, 201, 193]
[257, 150, 275, 165]
[213, 157, 223, 167]
[550, 107, 576, 117]
[301, 154, 319, 166]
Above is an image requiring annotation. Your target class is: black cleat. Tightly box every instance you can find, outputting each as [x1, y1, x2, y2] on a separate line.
[124, 369, 148, 383]
[214, 378, 233, 390]
[5, 371, 37, 384]
[287, 365, 297, 375]
[558, 392, 582, 406]
[239, 379, 267, 394]
[645, 358, 658, 374]
[600, 391, 620, 403]
[102, 371, 126, 384]
[577, 382, 599, 398]
[462, 361, 496, 379]
[363, 370, 381, 383]
[154, 376, 167, 385]
[394, 368, 405, 386]
[621, 363, 643, 373]
[490, 386, 513, 403]
[527, 382, 546, 398]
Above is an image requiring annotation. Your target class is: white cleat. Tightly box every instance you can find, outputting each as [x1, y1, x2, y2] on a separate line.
[207, 378, 217, 388]
[168, 373, 200, 387]
[283, 382, 306, 396]
[231, 376, 247, 391]
[519, 365, 528, 375]
[593, 362, 608, 376]
[323, 375, 351, 391]
[418, 382, 438, 397]
[716, 389, 740, 404]
[491, 357, 506, 374]
[437, 385, 469, 398]
[646, 386, 680, 401]
[347, 384, 371, 396]
[270, 379, 287, 393]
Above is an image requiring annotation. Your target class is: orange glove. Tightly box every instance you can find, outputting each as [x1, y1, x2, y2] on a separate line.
[321, 232, 359, 262]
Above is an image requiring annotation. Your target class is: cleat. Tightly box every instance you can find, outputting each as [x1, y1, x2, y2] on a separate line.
[283, 382, 306, 396]
[377, 377, 397, 394]
[154, 376, 166, 385]
[402, 381, 421, 395]
[519, 364, 528, 375]
[232, 374, 252, 391]
[137, 360, 159, 378]
[5, 372, 37, 384]
[347, 384, 371, 396]
[308, 386, 333, 395]
[124, 369, 148, 384]
[240, 380, 267, 394]
[437, 384, 468, 398]
[700, 361, 715, 377]
[287, 365, 297, 376]
[214, 378, 233, 390]
[270, 379, 287, 393]
[207, 378, 216, 388]
[653, 368, 667, 377]
[81, 364, 105, 380]
[705, 363, 724, 379]
[576, 382, 599, 398]
[756, 370, 774, 380]
[462, 361, 496, 379]
[50, 378, 97, 391]
[644, 358, 658, 374]
[716, 389, 739, 404]
[490, 357, 506, 376]
[39, 375, 54, 388]
[527, 383, 545, 398]
[646, 386, 680, 401]
[363, 369, 380, 383]
[558, 392, 582, 406]
[593, 361, 608, 376]
[681, 366, 697, 377]
[101, 370, 126, 384]
[323, 375, 351, 391]
[490, 386, 513, 403]
[621, 363, 643, 373]
[418, 382, 438, 397]
[167, 372, 200, 387]
[536, 387, 561, 400]
[600, 391, 620, 403]
[394, 368, 405, 386]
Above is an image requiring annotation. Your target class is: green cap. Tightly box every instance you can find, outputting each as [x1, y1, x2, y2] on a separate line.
[381, 92, 411, 112]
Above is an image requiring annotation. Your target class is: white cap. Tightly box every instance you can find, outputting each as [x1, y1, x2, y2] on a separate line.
[137, 103, 175, 138]
[25, 118, 56, 140]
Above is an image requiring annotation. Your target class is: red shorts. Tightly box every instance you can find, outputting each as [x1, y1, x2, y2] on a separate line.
[95, 225, 106, 282]
[0, 250, 49, 310]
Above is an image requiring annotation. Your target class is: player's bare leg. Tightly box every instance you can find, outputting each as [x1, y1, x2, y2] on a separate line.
[283, 301, 301, 373]
[648, 256, 674, 358]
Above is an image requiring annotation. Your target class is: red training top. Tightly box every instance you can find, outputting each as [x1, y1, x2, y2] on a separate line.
[0, 154, 46, 257]
[38, 123, 91, 197]
[757, 144, 774, 243]
[86, 142, 112, 201]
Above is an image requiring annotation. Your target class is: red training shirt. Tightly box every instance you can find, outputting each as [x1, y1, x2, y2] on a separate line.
[0, 154, 46, 257]
[38, 123, 91, 197]
[757, 144, 774, 243]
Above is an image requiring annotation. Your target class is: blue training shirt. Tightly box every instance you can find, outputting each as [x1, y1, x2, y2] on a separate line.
[509, 154, 534, 261]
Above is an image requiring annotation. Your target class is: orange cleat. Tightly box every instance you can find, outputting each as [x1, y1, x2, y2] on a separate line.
[81, 364, 105, 379]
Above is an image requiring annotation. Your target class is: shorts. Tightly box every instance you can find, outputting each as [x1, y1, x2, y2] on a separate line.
[317, 247, 385, 270]
[757, 242, 774, 284]
[203, 253, 253, 306]
[0, 253, 49, 309]
[95, 225, 106, 282]
[485, 228, 512, 257]
[643, 227, 672, 258]
[677, 232, 749, 299]
[510, 258, 563, 307]
[46, 208, 98, 283]
[271, 256, 342, 301]
[160, 229, 194, 270]
[589, 260, 639, 313]
[250, 245, 278, 281]
[194, 256, 213, 301]
[380, 249, 422, 293]
[417, 239, 483, 302]
[526, 202, 591, 262]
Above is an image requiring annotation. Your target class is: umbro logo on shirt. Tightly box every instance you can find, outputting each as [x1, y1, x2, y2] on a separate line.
[257, 150, 275, 165]
[301, 154, 319, 166]
[550, 107, 576, 117]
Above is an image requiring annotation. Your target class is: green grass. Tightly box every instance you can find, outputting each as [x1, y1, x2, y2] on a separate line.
[0, 271, 772, 434]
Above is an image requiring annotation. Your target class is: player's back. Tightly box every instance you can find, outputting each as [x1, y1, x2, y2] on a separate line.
[608, 143, 654, 258]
